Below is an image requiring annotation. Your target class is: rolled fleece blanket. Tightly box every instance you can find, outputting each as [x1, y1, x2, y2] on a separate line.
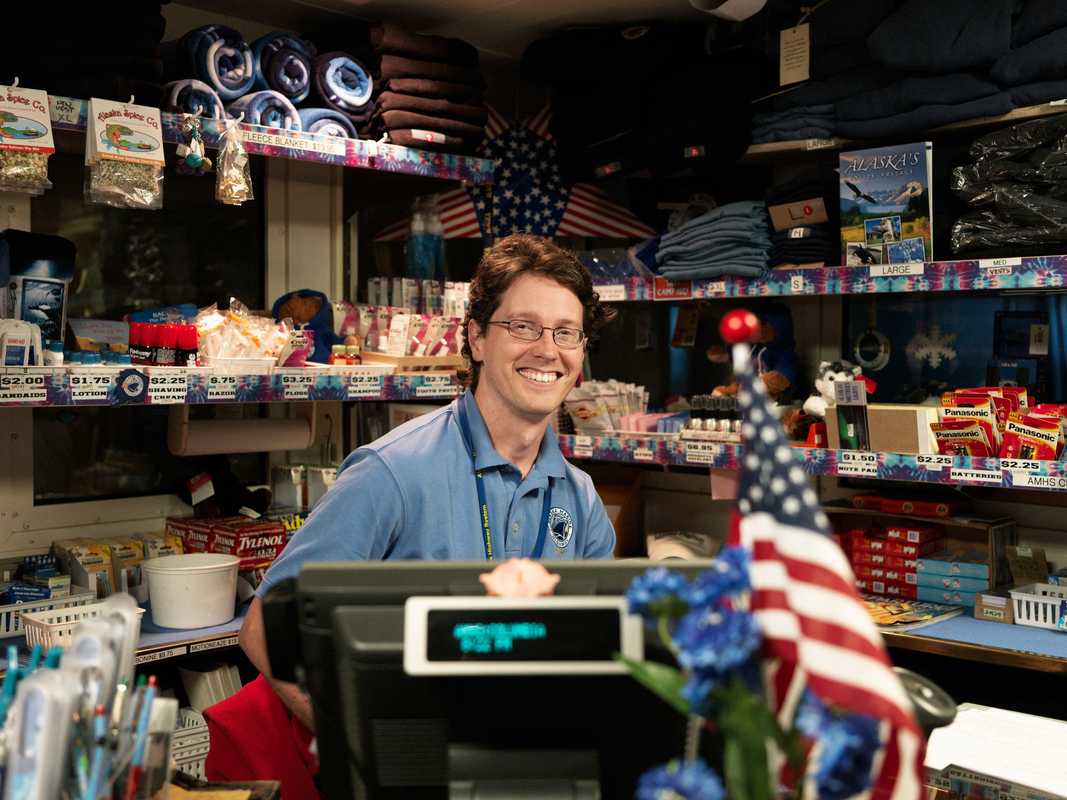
[297, 108, 357, 138]
[163, 79, 227, 119]
[311, 52, 374, 119]
[176, 25, 255, 102]
[252, 32, 316, 104]
[227, 91, 301, 131]
[379, 54, 486, 89]
[376, 91, 488, 126]
[369, 23, 479, 67]
[387, 129, 479, 153]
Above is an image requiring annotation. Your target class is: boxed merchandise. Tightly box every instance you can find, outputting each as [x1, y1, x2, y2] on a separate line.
[165, 517, 218, 553]
[101, 537, 146, 599]
[999, 412, 1062, 460]
[135, 531, 184, 560]
[915, 573, 989, 593]
[826, 404, 939, 454]
[853, 565, 917, 585]
[974, 591, 1014, 624]
[856, 578, 918, 599]
[208, 519, 288, 569]
[852, 552, 918, 571]
[885, 523, 941, 544]
[917, 550, 990, 581]
[27, 574, 70, 598]
[52, 539, 115, 598]
[918, 587, 978, 608]
[852, 536, 944, 558]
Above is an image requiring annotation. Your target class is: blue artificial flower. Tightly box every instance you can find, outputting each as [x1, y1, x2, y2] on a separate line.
[636, 758, 725, 800]
[809, 708, 881, 800]
[627, 567, 691, 621]
[685, 547, 751, 609]
[673, 605, 762, 674]
[681, 670, 718, 716]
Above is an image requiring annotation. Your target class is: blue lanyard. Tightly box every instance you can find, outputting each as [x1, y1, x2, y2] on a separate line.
[457, 399, 551, 561]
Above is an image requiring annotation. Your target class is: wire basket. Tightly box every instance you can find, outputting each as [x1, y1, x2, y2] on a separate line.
[0, 587, 96, 639]
[21, 601, 145, 649]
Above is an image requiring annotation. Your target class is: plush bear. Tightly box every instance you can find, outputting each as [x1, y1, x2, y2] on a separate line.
[709, 304, 799, 402]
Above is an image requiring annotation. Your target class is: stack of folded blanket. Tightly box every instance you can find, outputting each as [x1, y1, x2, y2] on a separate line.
[753, 0, 1067, 145]
[654, 201, 770, 280]
[764, 173, 838, 267]
[370, 23, 488, 152]
[0, 5, 167, 106]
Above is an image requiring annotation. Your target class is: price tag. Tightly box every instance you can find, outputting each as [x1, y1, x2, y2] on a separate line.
[0, 372, 47, 404]
[705, 280, 726, 295]
[70, 369, 116, 403]
[685, 441, 719, 465]
[596, 284, 627, 302]
[833, 380, 867, 406]
[279, 371, 315, 400]
[347, 373, 383, 399]
[949, 468, 1002, 485]
[575, 435, 593, 448]
[633, 447, 655, 463]
[790, 275, 806, 293]
[979, 257, 1021, 270]
[999, 459, 1041, 473]
[207, 374, 238, 401]
[804, 138, 837, 151]
[189, 635, 240, 653]
[1012, 474, 1067, 490]
[415, 376, 456, 397]
[573, 446, 594, 459]
[838, 450, 878, 477]
[916, 454, 953, 471]
[135, 646, 188, 665]
[870, 262, 924, 277]
[148, 371, 189, 404]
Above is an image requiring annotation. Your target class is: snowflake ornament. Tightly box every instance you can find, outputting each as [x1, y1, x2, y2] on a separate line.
[905, 324, 958, 369]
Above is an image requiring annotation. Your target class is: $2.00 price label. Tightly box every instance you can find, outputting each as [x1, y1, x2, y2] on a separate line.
[0, 372, 47, 404]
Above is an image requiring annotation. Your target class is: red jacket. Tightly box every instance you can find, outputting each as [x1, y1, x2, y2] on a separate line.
[204, 675, 320, 799]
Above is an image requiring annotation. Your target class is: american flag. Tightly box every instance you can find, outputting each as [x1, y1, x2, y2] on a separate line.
[725, 321, 923, 800]
[375, 105, 655, 242]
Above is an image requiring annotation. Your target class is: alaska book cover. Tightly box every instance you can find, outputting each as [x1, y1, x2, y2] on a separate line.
[839, 142, 933, 267]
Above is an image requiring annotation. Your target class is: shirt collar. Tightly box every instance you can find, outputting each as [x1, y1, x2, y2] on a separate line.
[458, 390, 567, 479]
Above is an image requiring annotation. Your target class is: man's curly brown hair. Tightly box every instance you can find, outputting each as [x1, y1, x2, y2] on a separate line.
[461, 234, 617, 390]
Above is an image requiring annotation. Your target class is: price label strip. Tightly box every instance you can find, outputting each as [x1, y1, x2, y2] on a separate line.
[837, 451, 879, 478]
[685, 441, 719, 465]
[573, 445, 594, 459]
[347, 373, 383, 399]
[0, 372, 48, 404]
[948, 467, 1002, 485]
[633, 447, 655, 463]
[999, 459, 1067, 490]
[278, 371, 315, 400]
[915, 454, 954, 472]
[70, 369, 118, 404]
[148, 371, 189, 404]
[596, 284, 627, 302]
[207, 374, 239, 401]
[415, 376, 457, 397]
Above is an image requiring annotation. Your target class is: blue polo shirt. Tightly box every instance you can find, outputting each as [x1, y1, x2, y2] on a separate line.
[257, 391, 616, 595]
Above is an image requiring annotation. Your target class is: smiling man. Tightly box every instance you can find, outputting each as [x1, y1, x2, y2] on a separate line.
[238, 233, 618, 730]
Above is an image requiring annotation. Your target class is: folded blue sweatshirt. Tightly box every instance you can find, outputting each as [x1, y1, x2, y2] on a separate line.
[836, 92, 1014, 139]
[836, 73, 1002, 121]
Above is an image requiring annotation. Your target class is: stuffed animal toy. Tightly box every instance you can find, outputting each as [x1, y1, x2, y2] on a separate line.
[709, 304, 799, 402]
[803, 359, 863, 418]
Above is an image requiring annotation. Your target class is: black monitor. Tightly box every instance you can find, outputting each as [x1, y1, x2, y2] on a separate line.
[264, 559, 712, 799]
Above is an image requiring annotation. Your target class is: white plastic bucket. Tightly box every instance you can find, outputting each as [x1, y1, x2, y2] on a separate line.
[143, 553, 240, 629]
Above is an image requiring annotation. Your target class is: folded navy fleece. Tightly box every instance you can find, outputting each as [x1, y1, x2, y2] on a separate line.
[771, 69, 889, 112]
[836, 74, 1002, 121]
[1011, 0, 1067, 47]
[753, 127, 835, 144]
[992, 27, 1067, 87]
[836, 92, 1014, 139]
[753, 105, 835, 126]
[1009, 79, 1067, 107]
[867, 0, 1013, 74]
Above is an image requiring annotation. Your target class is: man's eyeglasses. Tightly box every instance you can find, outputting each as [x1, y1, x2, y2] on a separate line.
[486, 319, 587, 349]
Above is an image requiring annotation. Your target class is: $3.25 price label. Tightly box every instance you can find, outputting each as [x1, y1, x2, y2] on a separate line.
[280, 372, 315, 399]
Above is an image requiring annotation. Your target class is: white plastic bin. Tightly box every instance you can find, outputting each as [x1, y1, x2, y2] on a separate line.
[1008, 583, 1067, 631]
[143, 553, 239, 629]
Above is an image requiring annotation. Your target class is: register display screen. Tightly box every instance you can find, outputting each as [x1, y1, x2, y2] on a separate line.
[426, 608, 622, 662]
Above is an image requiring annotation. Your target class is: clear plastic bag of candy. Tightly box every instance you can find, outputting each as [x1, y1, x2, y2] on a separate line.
[216, 119, 253, 206]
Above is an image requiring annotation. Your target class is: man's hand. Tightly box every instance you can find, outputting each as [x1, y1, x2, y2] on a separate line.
[239, 596, 315, 731]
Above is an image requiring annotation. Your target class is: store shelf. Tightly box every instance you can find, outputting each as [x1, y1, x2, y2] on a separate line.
[0, 367, 460, 408]
[742, 101, 1067, 162]
[135, 608, 246, 666]
[559, 434, 1067, 492]
[594, 253, 1067, 302]
[885, 616, 1067, 674]
[48, 96, 494, 185]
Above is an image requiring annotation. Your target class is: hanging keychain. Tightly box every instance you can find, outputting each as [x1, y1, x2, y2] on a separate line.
[215, 114, 253, 206]
[175, 113, 213, 176]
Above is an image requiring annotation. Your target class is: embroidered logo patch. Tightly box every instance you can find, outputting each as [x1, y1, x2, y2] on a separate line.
[547, 507, 574, 550]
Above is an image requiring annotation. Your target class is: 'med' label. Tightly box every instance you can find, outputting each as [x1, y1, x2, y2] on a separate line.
[949, 468, 1002, 484]
[979, 257, 1021, 270]
[1014, 473, 1067, 490]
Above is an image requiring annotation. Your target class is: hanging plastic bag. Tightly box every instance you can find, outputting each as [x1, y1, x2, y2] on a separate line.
[85, 160, 164, 209]
[0, 83, 55, 196]
[0, 151, 51, 196]
[84, 99, 166, 210]
[216, 118, 253, 206]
